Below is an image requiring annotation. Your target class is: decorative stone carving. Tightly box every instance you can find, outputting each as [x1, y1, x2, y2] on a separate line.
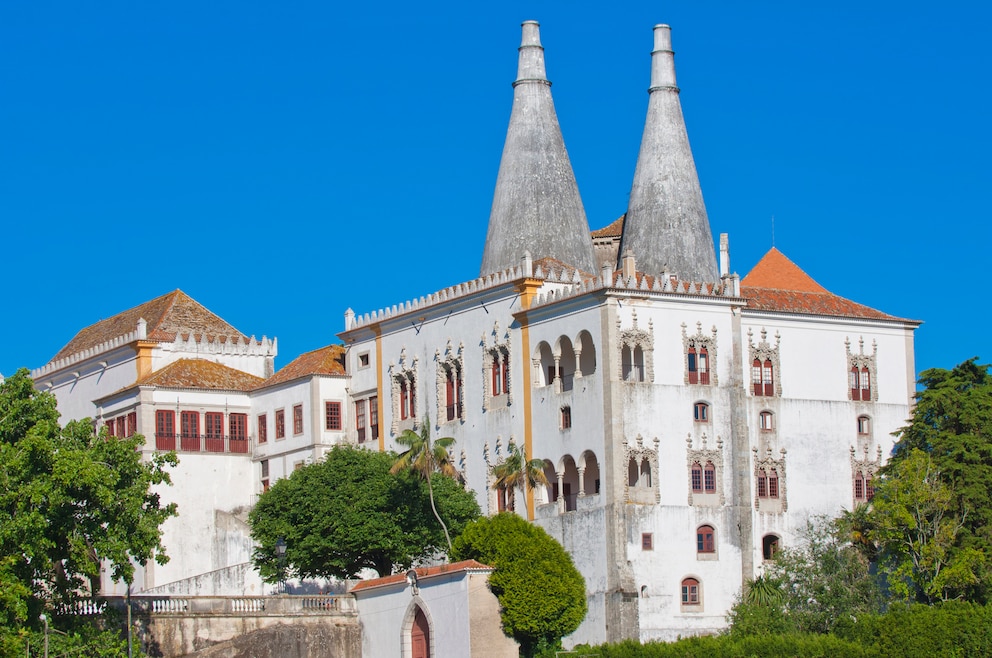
[617, 310, 655, 383]
[681, 321, 718, 386]
[753, 446, 787, 512]
[686, 434, 725, 506]
[850, 444, 882, 505]
[388, 348, 418, 436]
[482, 321, 512, 410]
[623, 434, 661, 503]
[846, 336, 879, 402]
[435, 340, 466, 424]
[748, 328, 782, 397]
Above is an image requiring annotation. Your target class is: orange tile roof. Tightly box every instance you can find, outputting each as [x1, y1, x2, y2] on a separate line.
[135, 358, 264, 391]
[591, 214, 625, 239]
[741, 248, 914, 322]
[350, 560, 493, 593]
[51, 290, 246, 363]
[257, 345, 346, 389]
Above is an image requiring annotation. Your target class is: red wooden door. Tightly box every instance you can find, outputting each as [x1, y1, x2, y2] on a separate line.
[411, 608, 430, 658]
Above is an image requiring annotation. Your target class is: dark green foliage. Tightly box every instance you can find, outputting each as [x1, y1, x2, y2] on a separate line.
[878, 358, 992, 602]
[250, 445, 480, 579]
[451, 512, 586, 657]
[0, 368, 173, 656]
[572, 634, 870, 657]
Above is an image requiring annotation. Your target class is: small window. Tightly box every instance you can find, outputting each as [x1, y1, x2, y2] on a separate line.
[857, 415, 871, 435]
[854, 472, 865, 500]
[126, 412, 137, 437]
[294, 460, 304, 471]
[444, 366, 463, 422]
[261, 459, 270, 492]
[759, 411, 774, 431]
[561, 405, 572, 429]
[693, 402, 709, 422]
[696, 525, 715, 554]
[399, 379, 416, 420]
[762, 534, 780, 560]
[116, 416, 126, 438]
[691, 462, 703, 493]
[105, 419, 115, 437]
[642, 533, 653, 551]
[681, 578, 700, 605]
[257, 414, 268, 444]
[293, 404, 304, 435]
[275, 409, 286, 440]
[369, 396, 379, 441]
[358, 353, 370, 368]
[325, 401, 342, 431]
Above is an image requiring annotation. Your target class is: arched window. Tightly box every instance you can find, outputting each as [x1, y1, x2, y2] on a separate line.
[857, 415, 871, 435]
[768, 468, 779, 498]
[687, 347, 709, 384]
[693, 402, 709, 422]
[696, 525, 715, 554]
[704, 462, 716, 493]
[690, 462, 703, 493]
[757, 467, 780, 498]
[759, 410, 774, 431]
[639, 460, 652, 488]
[444, 364, 463, 422]
[681, 578, 700, 605]
[491, 349, 509, 396]
[628, 458, 639, 487]
[762, 534, 780, 561]
[400, 378, 416, 420]
[753, 358, 774, 396]
[854, 472, 865, 501]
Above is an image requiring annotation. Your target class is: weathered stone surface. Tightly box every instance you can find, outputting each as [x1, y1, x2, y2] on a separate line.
[480, 21, 597, 276]
[619, 25, 719, 283]
[180, 620, 360, 657]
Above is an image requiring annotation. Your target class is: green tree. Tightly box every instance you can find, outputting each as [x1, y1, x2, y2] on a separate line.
[885, 358, 992, 602]
[490, 442, 549, 516]
[868, 449, 983, 602]
[451, 512, 587, 657]
[250, 445, 479, 580]
[390, 414, 461, 552]
[0, 368, 177, 654]
[728, 516, 882, 636]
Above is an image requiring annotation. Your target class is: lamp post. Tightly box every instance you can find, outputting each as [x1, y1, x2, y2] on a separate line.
[275, 537, 287, 593]
[39, 613, 48, 658]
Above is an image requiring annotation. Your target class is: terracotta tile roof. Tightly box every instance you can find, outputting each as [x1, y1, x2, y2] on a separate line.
[135, 358, 264, 391]
[591, 214, 625, 239]
[741, 248, 914, 322]
[51, 290, 246, 363]
[350, 560, 493, 593]
[257, 345, 346, 389]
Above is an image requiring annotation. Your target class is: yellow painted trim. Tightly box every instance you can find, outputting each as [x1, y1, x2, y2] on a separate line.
[135, 341, 156, 380]
[515, 278, 542, 520]
[374, 325, 385, 453]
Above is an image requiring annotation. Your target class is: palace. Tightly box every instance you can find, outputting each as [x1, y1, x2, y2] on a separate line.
[30, 21, 918, 646]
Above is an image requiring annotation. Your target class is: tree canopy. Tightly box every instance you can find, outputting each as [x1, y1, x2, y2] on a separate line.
[451, 512, 587, 657]
[0, 368, 177, 654]
[873, 358, 992, 602]
[250, 444, 479, 580]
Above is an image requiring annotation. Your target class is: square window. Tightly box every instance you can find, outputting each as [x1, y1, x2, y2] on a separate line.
[358, 353, 370, 368]
[325, 401, 342, 430]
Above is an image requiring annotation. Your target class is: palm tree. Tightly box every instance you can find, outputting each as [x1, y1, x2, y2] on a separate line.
[390, 414, 460, 552]
[491, 441, 549, 514]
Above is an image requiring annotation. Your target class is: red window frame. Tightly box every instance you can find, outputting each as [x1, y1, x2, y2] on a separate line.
[757, 471, 767, 498]
[400, 379, 416, 420]
[261, 459, 269, 492]
[768, 469, 779, 498]
[205, 412, 224, 452]
[257, 414, 267, 444]
[229, 413, 248, 453]
[293, 404, 304, 435]
[275, 409, 285, 440]
[155, 410, 175, 451]
[704, 462, 716, 493]
[681, 578, 700, 605]
[106, 419, 115, 437]
[697, 526, 715, 553]
[861, 367, 871, 401]
[694, 402, 709, 422]
[857, 415, 871, 435]
[181, 411, 200, 452]
[854, 472, 865, 500]
[127, 412, 137, 437]
[116, 416, 126, 438]
[759, 411, 773, 430]
[691, 462, 703, 493]
[642, 533, 653, 551]
[445, 367, 463, 422]
[355, 400, 367, 443]
[325, 401, 342, 430]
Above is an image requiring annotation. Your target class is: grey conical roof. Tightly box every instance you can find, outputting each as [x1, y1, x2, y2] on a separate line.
[618, 24, 719, 282]
[480, 21, 597, 276]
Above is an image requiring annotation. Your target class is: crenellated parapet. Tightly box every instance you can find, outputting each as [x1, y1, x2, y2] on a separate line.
[32, 325, 148, 379]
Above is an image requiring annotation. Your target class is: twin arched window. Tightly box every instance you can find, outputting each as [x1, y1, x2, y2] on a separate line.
[687, 346, 709, 385]
[690, 462, 716, 494]
[751, 358, 774, 396]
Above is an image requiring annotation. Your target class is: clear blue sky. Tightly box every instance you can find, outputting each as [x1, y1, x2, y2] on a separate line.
[2, 1, 988, 380]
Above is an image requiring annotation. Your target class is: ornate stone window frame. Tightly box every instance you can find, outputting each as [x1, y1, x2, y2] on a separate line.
[682, 322, 718, 386]
[851, 445, 882, 505]
[748, 328, 782, 397]
[686, 434, 725, 506]
[435, 340, 466, 425]
[753, 446, 787, 512]
[617, 310, 654, 383]
[388, 347, 418, 436]
[482, 321, 512, 410]
[846, 336, 878, 402]
[623, 434, 660, 504]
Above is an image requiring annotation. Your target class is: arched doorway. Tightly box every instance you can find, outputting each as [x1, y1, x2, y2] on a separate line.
[411, 606, 431, 658]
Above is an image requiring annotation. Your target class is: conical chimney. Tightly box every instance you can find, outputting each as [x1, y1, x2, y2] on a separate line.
[480, 21, 597, 276]
[618, 24, 719, 282]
